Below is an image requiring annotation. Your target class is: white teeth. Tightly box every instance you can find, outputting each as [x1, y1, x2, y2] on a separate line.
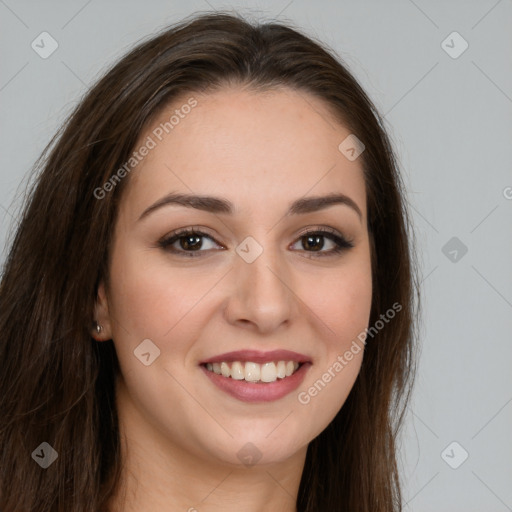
[260, 362, 277, 383]
[244, 362, 260, 382]
[276, 361, 286, 379]
[220, 362, 230, 377]
[205, 360, 302, 382]
[231, 361, 245, 380]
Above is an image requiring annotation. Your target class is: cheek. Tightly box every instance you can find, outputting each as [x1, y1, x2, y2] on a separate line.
[307, 266, 371, 376]
[306, 257, 373, 349]
[107, 246, 215, 337]
[106, 246, 230, 383]
[294, 254, 372, 429]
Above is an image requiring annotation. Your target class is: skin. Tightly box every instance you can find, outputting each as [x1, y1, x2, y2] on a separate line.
[93, 86, 373, 512]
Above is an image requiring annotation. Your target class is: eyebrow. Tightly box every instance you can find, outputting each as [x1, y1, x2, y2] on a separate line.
[138, 191, 363, 221]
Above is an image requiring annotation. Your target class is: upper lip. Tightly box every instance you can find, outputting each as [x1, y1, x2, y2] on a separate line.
[200, 349, 312, 365]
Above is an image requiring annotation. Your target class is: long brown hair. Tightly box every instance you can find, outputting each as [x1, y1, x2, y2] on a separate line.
[0, 12, 419, 511]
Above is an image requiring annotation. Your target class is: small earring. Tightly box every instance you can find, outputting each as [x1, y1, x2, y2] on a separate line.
[95, 322, 102, 334]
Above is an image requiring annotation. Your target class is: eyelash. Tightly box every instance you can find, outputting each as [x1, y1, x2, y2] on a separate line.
[157, 226, 354, 259]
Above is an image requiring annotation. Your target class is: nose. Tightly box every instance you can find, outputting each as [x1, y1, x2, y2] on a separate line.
[224, 244, 296, 334]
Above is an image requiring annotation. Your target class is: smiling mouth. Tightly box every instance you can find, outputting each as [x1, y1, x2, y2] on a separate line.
[202, 361, 302, 383]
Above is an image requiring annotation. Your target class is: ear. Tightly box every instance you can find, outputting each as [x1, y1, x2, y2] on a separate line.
[91, 280, 112, 341]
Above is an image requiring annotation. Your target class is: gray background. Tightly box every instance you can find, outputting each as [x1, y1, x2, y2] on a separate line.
[1, 0, 511, 510]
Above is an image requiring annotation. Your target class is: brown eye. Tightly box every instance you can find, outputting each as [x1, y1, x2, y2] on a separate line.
[302, 234, 325, 251]
[158, 227, 354, 259]
[158, 229, 222, 257]
[178, 234, 203, 251]
[291, 229, 354, 258]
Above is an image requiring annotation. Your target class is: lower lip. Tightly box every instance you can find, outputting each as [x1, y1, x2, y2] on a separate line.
[201, 363, 311, 403]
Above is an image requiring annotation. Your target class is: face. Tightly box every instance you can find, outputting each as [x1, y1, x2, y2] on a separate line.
[95, 86, 373, 468]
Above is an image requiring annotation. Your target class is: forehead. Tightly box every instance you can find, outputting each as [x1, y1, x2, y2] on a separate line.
[121, 86, 367, 222]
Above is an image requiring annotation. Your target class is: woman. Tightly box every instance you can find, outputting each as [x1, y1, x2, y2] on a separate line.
[0, 11, 419, 512]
